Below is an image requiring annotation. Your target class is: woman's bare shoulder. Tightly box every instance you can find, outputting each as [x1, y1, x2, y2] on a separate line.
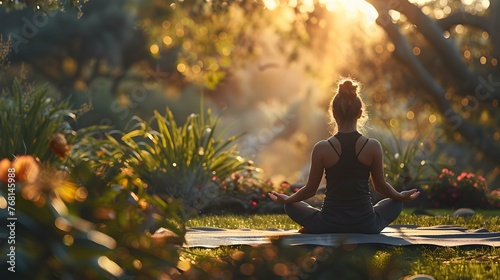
[314, 139, 333, 149]
[365, 137, 381, 145]
[364, 137, 383, 153]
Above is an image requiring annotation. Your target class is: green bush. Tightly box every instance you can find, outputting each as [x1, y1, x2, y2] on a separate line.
[0, 156, 185, 280]
[488, 190, 500, 209]
[370, 126, 436, 191]
[201, 174, 295, 215]
[108, 106, 254, 214]
[0, 80, 75, 162]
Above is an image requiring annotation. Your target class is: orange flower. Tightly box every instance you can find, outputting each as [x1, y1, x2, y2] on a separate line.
[0, 158, 11, 183]
[11, 155, 40, 183]
[49, 133, 71, 159]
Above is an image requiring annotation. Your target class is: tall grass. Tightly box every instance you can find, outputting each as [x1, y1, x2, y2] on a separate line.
[370, 124, 437, 191]
[0, 80, 74, 162]
[107, 105, 253, 212]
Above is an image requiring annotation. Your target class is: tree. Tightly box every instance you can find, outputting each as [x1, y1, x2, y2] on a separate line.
[0, 0, 83, 12]
[2, 0, 499, 170]
[0, 0, 150, 95]
[363, 0, 500, 165]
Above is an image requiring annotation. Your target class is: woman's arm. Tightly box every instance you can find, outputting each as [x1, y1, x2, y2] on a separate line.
[269, 141, 325, 204]
[369, 139, 420, 201]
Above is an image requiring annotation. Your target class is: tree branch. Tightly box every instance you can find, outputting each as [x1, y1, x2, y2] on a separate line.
[373, 8, 500, 165]
[366, 0, 500, 100]
[394, 0, 473, 83]
[437, 10, 491, 33]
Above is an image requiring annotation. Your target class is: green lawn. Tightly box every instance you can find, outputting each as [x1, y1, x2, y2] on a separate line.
[182, 211, 500, 280]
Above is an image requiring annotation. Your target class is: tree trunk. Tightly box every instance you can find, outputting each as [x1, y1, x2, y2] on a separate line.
[367, 2, 500, 165]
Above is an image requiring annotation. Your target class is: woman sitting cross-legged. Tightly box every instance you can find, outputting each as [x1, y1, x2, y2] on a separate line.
[268, 78, 420, 234]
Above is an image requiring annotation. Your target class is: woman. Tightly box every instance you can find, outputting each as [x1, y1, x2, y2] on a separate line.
[268, 78, 420, 234]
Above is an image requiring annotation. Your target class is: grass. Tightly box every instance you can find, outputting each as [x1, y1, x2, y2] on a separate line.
[182, 211, 500, 280]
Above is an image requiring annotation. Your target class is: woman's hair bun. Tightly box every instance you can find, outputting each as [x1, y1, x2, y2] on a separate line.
[338, 80, 357, 99]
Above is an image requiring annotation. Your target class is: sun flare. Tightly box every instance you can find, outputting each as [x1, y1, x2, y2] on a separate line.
[263, 0, 379, 24]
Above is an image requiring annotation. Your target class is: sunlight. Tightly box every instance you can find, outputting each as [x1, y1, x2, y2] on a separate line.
[323, 0, 378, 23]
[263, 0, 379, 24]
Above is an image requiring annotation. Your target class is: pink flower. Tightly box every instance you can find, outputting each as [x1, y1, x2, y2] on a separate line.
[441, 168, 455, 176]
[280, 181, 290, 187]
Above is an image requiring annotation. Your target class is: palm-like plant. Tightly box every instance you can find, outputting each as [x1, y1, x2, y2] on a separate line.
[0, 80, 74, 162]
[108, 106, 253, 213]
[370, 124, 436, 191]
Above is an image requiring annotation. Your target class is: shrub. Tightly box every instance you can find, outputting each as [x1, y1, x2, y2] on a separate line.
[487, 189, 500, 209]
[0, 80, 76, 162]
[370, 126, 435, 191]
[426, 168, 490, 209]
[108, 106, 255, 215]
[0, 156, 185, 280]
[201, 172, 295, 215]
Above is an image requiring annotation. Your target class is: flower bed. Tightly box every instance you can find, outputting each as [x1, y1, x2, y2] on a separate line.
[426, 168, 498, 209]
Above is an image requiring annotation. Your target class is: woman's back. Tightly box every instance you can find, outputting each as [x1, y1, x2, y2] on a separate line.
[320, 131, 375, 228]
[268, 77, 419, 234]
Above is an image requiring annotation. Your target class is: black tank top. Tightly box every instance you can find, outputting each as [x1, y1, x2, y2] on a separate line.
[319, 131, 374, 225]
[326, 131, 370, 181]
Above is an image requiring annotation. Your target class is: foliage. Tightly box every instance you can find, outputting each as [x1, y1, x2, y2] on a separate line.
[108, 105, 254, 214]
[138, 0, 311, 90]
[426, 168, 490, 209]
[0, 155, 185, 280]
[0, 36, 9, 74]
[201, 175, 296, 215]
[488, 189, 500, 209]
[0, 0, 145, 95]
[0, 0, 84, 12]
[340, 0, 500, 188]
[0, 80, 75, 162]
[370, 125, 436, 191]
[0, 77, 109, 167]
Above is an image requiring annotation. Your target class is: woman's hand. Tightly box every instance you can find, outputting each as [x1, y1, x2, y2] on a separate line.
[268, 191, 289, 204]
[399, 189, 420, 202]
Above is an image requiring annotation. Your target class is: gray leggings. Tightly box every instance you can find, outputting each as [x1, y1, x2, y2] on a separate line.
[284, 198, 403, 234]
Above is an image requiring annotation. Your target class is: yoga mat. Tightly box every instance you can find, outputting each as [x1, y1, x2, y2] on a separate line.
[177, 225, 500, 248]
